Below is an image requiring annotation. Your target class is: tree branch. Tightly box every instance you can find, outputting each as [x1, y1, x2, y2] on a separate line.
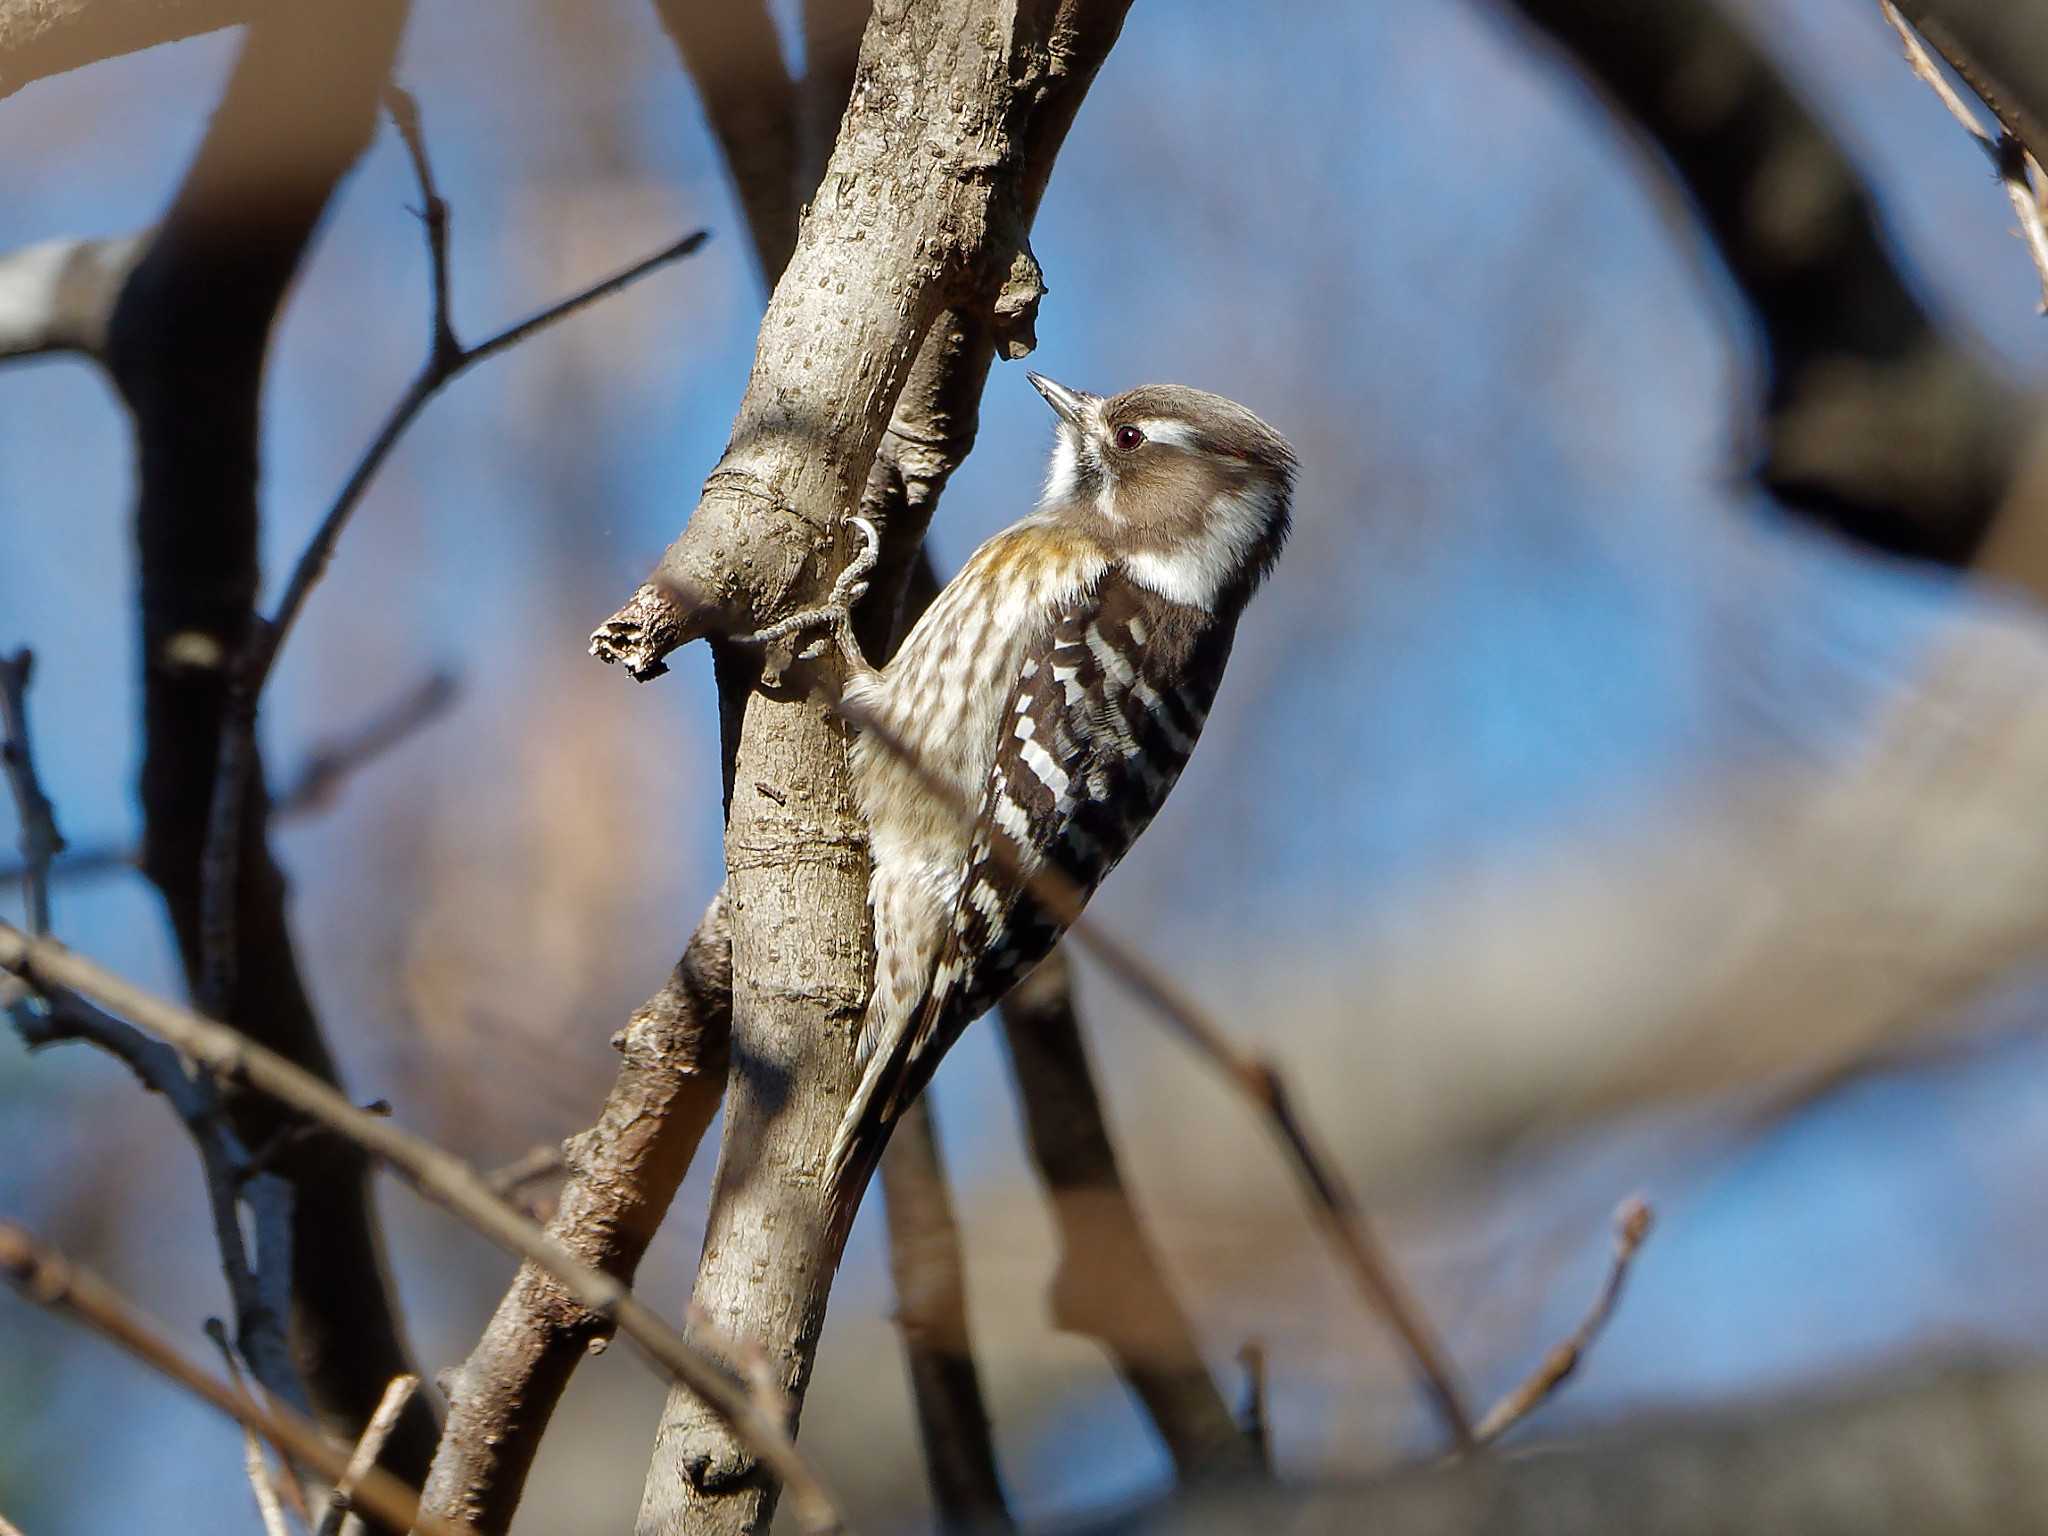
[0, 651, 63, 937]
[1879, 0, 2048, 312]
[1497, 0, 2035, 568]
[88, 0, 441, 1479]
[648, 0, 798, 287]
[615, 7, 1131, 1532]
[0, 919, 848, 1536]
[0, 233, 148, 360]
[3, 644, 302, 1415]
[0, 0, 248, 101]
[1471, 1198, 1654, 1446]
[880, 1099, 1013, 1532]
[1890, 0, 2048, 172]
[320, 1374, 422, 1536]
[198, 86, 707, 1019]
[417, 895, 734, 1533]
[999, 953, 1262, 1479]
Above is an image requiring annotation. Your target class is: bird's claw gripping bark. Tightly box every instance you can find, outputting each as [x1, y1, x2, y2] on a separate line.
[737, 516, 880, 676]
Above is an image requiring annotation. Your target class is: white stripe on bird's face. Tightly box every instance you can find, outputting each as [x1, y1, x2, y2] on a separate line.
[1121, 481, 1285, 610]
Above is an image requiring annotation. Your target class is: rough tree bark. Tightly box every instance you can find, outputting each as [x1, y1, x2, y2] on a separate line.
[1891, 0, 2048, 165]
[590, 4, 1134, 1531]
[0, 0, 247, 99]
[95, 0, 440, 1485]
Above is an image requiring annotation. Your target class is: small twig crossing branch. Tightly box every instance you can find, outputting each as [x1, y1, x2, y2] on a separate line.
[0, 922, 848, 1536]
[0, 1225, 464, 1536]
[825, 695, 1480, 1452]
[1880, 0, 2048, 312]
[197, 88, 709, 1013]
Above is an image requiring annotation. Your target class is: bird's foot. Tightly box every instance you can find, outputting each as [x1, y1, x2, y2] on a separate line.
[736, 516, 880, 674]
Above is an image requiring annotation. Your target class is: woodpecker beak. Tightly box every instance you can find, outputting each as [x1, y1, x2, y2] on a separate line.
[1027, 372, 1089, 429]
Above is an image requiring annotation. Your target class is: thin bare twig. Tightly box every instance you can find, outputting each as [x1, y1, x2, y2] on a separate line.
[320, 1374, 422, 1536]
[207, 1317, 308, 1535]
[1880, 0, 2048, 311]
[0, 671, 458, 889]
[0, 1226, 464, 1536]
[825, 694, 1479, 1452]
[0, 650, 64, 938]
[485, 1145, 565, 1196]
[0, 923, 848, 1536]
[0, 1510, 24, 1536]
[197, 86, 709, 1013]
[1473, 1198, 1656, 1446]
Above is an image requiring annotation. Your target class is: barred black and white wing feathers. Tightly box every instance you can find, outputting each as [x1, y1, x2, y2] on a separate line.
[829, 571, 1234, 1188]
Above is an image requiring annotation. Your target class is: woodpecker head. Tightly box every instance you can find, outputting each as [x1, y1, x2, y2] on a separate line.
[1027, 372, 1294, 609]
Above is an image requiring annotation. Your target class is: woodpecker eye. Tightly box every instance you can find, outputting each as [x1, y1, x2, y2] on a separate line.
[1113, 425, 1145, 451]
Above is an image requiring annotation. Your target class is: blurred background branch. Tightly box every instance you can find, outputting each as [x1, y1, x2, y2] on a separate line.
[57, 0, 439, 1484]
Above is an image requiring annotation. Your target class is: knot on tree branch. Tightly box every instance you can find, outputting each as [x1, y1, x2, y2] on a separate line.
[991, 242, 1045, 359]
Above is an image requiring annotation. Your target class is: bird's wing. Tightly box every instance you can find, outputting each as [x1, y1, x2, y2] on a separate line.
[832, 571, 1236, 1184]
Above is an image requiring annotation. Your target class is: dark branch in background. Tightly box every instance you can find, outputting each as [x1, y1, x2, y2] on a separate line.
[198, 87, 708, 1017]
[0, 1225, 467, 1536]
[880, 1098, 1014, 1533]
[1496, 0, 2034, 568]
[2, 657, 304, 1414]
[0, 671, 458, 888]
[0, 921, 848, 1536]
[649, 0, 797, 286]
[418, 897, 733, 1532]
[1080, 1356, 2048, 1536]
[0, 651, 63, 936]
[93, 0, 437, 1479]
[798, 0, 870, 190]
[207, 1315, 312, 1535]
[1879, 0, 2048, 311]
[999, 953, 1262, 1480]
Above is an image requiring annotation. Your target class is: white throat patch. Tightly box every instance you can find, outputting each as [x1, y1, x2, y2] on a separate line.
[1039, 428, 1083, 508]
